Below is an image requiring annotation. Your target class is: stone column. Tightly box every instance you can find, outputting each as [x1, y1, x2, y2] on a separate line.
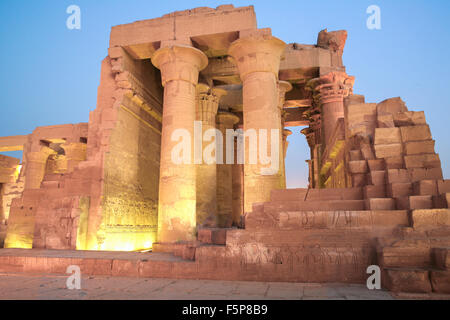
[216, 111, 239, 227]
[61, 143, 87, 173]
[316, 72, 354, 146]
[229, 30, 286, 213]
[151, 45, 208, 243]
[196, 84, 227, 227]
[281, 129, 292, 188]
[24, 147, 56, 190]
[278, 81, 292, 189]
[232, 123, 244, 226]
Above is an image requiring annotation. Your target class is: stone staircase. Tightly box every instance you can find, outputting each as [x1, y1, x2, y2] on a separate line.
[377, 209, 450, 294]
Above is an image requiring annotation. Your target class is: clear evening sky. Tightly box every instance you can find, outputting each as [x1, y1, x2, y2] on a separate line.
[0, 0, 449, 188]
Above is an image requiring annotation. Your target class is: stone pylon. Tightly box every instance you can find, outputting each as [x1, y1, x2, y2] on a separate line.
[152, 45, 208, 243]
[229, 29, 287, 213]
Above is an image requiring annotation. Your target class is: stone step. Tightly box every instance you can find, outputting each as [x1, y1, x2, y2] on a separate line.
[412, 209, 450, 229]
[263, 200, 366, 212]
[365, 198, 395, 210]
[197, 228, 229, 245]
[270, 187, 363, 202]
[383, 267, 433, 293]
[379, 246, 433, 268]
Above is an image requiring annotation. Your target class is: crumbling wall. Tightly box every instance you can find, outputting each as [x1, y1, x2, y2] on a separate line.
[344, 96, 448, 210]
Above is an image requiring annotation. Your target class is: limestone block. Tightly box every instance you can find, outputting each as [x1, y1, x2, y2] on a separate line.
[361, 144, 376, 160]
[385, 156, 404, 170]
[432, 194, 448, 209]
[400, 125, 432, 142]
[408, 196, 433, 210]
[349, 150, 362, 161]
[412, 209, 450, 228]
[393, 111, 426, 127]
[368, 170, 386, 185]
[404, 140, 435, 155]
[377, 114, 395, 128]
[384, 268, 432, 293]
[363, 185, 386, 198]
[408, 168, 443, 182]
[387, 183, 413, 198]
[374, 128, 401, 145]
[348, 160, 368, 174]
[376, 97, 408, 115]
[365, 198, 395, 210]
[432, 248, 450, 270]
[430, 271, 450, 294]
[351, 173, 366, 187]
[387, 169, 411, 184]
[368, 159, 386, 171]
[374, 144, 403, 159]
[345, 103, 376, 138]
[395, 197, 410, 210]
[437, 180, 450, 194]
[404, 154, 441, 169]
[413, 180, 438, 196]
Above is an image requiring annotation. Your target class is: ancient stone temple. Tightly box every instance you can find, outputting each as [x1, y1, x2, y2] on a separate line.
[0, 5, 449, 294]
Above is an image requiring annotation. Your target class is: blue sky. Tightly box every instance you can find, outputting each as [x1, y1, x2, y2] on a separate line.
[0, 0, 449, 187]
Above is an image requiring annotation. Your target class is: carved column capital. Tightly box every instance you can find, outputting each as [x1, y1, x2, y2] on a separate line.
[228, 32, 286, 81]
[151, 45, 208, 86]
[217, 111, 240, 127]
[196, 84, 227, 125]
[278, 80, 293, 110]
[308, 71, 355, 104]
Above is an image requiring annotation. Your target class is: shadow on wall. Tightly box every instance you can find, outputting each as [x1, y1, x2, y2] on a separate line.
[285, 126, 309, 189]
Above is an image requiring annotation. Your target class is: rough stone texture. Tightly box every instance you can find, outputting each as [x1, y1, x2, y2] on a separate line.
[0, 4, 449, 296]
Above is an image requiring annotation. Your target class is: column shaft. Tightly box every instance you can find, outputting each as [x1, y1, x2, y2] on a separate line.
[152, 45, 208, 243]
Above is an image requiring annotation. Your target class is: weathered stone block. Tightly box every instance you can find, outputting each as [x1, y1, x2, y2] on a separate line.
[375, 144, 403, 159]
[404, 154, 441, 169]
[374, 128, 402, 145]
[408, 168, 443, 182]
[400, 125, 432, 142]
[438, 180, 450, 194]
[349, 150, 363, 161]
[377, 114, 395, 128]
[385, 156, 404, 169]
[412, 209, 450, 228]
[368, 170, 386, 185]
[430, 270, 450, 294]
[387, 183, 413, 198]
[368, 159, 386, 171]
[363, 185, 386, 198]
[395, 197, 410, 210]
[384, 268, 432, 293]
[393, 111, 426, 127]
[376, 97, 408, 116]
[404, 140, 435, 155]
[348, 160, 368, 174]
[387, 169, 411, 184]
[408, 196, 433, 210]
[413, 180, 438, 196]
[365, 198, 395, 210]
[432, 248, 450, 270]
[360, 144, 376, 160]
[351, 173, 366, 187]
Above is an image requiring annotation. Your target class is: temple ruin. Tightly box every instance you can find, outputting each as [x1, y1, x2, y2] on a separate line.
[0, 5, 449, 294]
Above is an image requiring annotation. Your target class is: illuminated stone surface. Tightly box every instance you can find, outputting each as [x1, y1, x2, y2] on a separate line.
[0, 4, 449, 296]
